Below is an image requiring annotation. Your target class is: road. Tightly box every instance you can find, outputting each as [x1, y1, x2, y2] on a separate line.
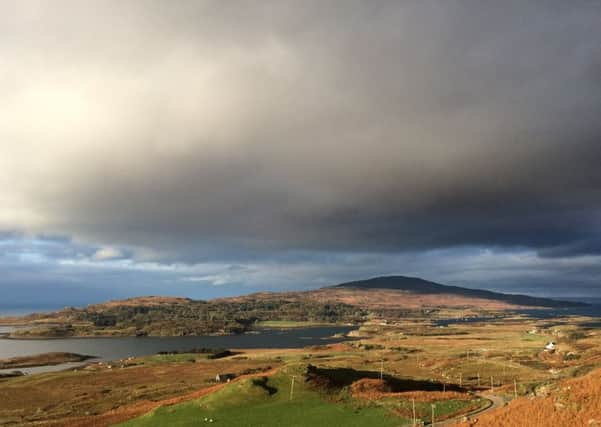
[434, 393, 505, 426]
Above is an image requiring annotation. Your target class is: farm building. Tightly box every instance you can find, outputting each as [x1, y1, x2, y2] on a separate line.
[215, 373, 235, 382]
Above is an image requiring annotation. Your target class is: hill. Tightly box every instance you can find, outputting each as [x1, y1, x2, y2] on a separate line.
[0, 276, 585, 338]
[333, 276, 585, 308]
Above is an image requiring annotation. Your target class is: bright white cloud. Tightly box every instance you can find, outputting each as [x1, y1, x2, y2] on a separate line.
[92, 247, 124, 261]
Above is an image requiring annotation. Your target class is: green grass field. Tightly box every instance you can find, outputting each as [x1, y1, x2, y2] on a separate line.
[119, 367, 406, 427]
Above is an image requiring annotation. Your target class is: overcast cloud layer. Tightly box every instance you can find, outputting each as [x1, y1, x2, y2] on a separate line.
[1, 1, 601, 303]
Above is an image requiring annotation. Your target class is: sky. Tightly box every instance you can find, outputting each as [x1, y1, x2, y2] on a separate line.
[1, 1, 601, 308]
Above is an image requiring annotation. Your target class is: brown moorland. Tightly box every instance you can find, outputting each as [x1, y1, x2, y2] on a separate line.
[221, 287, 529, 310]
[3, 306, 601, 426]
[0, 353, 279, 426]
[455, 367, 601, 426]
[350, 378, 467, 401]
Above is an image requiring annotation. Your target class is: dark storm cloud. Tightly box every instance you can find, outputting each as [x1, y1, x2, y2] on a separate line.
[3, 236, 601, 308]
[538, 237, 601, 258]
[1, 1, 601, 261]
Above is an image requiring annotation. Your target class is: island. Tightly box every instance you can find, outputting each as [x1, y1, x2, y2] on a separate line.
[0, 276, 584, 339]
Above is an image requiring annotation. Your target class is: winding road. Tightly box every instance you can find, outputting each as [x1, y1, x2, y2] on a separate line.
[434, 393, 505, 426]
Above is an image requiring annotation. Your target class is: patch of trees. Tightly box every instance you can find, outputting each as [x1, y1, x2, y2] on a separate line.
[67, 298, 367, 336]
[156, 348, 234, 359]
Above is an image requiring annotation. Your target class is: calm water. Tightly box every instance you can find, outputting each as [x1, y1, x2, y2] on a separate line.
[432, 304, 601, 327]
[0, 307, 62, 317]
[514, 304, 601, 319]
[433, 316, 502, 327]
[580, 321, 601, 328]
[0, 326, 354, 374]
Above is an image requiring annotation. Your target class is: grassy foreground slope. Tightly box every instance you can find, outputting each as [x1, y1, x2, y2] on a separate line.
[0, 353, 278, 426]
[119, 366, 405, 427]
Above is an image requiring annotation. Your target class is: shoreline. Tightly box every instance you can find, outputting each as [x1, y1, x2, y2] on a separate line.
[0, 352, 97, 370]
[0, 323, 355, 340]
